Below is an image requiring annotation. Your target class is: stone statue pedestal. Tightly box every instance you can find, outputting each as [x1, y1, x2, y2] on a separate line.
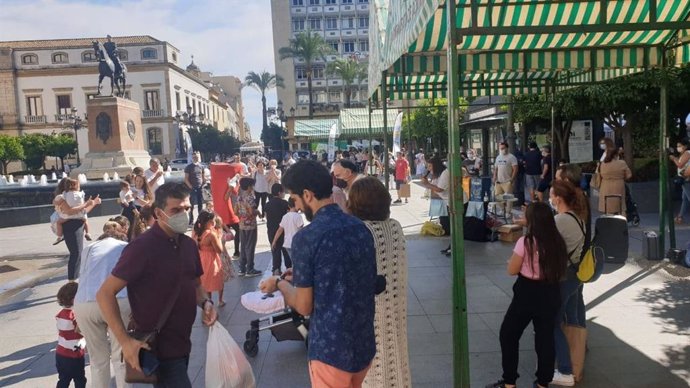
[71, 97, 151, 179]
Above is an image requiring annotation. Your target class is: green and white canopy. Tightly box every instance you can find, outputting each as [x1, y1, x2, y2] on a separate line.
[369, 0, 690, 100]
[292, 108, 400, 140]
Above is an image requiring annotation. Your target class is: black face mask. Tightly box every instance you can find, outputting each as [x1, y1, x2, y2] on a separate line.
[335, 178, 348, 189]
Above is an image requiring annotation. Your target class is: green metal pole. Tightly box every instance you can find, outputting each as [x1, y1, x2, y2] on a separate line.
[659, 78, 675, 251]
[447, 0, 470, 387]
[382, 70, 390, 190]
[369, 98, 373, 168]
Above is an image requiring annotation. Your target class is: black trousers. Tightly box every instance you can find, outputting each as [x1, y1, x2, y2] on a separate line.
[268, 228, 292, 271]
[228, 223, 240, 256]
[62, 219, 85, 281]
[56, 354, 86, 388]
[188, 187, 204, 224]
[499, 275, 561, 386]
[255, 192, 269, 217]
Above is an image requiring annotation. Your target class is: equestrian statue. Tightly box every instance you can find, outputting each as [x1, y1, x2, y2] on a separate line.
[93, 35, 127, 97]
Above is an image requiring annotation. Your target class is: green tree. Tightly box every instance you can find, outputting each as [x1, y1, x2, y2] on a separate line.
[326, 58, 367, 108]
[188, 124, 242, 161]
[20, 133, 51, 171]
[260, 122, 286, 152]
[279, 31, 333, 118]
[403, 98, 468, 153]
[45, 134, 77, 171]
[0, 135, 24, 175]
[245, 70, 284, 132]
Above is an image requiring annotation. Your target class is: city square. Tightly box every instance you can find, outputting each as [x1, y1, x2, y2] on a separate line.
[1, 1, 690, 388]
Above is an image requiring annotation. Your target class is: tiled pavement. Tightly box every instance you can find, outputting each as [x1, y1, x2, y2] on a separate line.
[1, 183, 689, 387]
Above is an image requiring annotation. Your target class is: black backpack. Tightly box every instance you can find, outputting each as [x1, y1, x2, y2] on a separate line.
[464, 216, 489, 242]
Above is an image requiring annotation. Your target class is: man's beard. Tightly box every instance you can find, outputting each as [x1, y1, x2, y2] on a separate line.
[303, 204, 314, 221]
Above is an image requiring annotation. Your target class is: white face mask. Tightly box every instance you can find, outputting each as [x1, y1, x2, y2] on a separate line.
[548, 198, 556, 210]
[159, 210, 189, 234]
[599, 144, 607, 150]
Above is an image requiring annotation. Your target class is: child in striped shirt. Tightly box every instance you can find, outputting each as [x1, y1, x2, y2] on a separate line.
[55, 282, 86, 388]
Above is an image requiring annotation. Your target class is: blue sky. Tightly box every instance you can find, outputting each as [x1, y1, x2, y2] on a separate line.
[0, 0, 277, 140]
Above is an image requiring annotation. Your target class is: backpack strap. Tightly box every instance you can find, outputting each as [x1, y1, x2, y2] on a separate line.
[564, 211, 586, 267]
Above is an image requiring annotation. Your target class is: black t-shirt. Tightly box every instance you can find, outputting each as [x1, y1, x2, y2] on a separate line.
[524, 150, 542, 175]
[263, 197, 289, 234]
[541, 155, 553, 182]
[184, 163, 203, 188]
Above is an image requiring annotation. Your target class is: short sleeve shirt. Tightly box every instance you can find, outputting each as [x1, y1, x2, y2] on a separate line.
[184, 163, 203, 188]
[523, 150, 543, 175]
[263, 197, 289, 234]
[435, 169, 450, 204]
[111, 223, 203, 360]
[279, 212, 304, 249]
[395, 158, 410, 180]
[495, 153, 518, 183]
[144, 168, 165, 192]
[292, 204, 376, 373]
[514, 236, 541, 280]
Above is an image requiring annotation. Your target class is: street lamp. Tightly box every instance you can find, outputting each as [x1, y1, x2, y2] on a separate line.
[173, 106, 205, 158]
[63, 107, 83, 166]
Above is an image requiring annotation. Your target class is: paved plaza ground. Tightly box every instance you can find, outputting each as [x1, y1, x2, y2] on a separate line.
[0, 183, 689, 387]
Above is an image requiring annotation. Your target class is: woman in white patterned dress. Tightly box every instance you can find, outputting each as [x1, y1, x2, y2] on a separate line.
[348, 176, 411, 388]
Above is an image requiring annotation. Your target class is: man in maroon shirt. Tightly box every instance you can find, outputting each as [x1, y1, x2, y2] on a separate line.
[97, 182, 217, 387]
[394, 151, 411, 204]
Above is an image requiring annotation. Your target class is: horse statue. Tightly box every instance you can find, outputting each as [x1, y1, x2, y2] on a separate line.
[92, 41, 126, 97]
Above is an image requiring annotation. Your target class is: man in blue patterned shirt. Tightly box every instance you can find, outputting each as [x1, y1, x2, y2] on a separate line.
[260, 160, 376, 387]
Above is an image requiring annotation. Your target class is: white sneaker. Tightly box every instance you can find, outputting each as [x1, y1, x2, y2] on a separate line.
[552, 370, 575, 386]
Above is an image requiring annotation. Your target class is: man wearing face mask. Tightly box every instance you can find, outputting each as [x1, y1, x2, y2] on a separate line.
[259, 160, 376, 388]
[536, 145, 553, 202]
[97, 182, 217, 387]
[331, 159, 362, 197]
[493, 142, 519, 212]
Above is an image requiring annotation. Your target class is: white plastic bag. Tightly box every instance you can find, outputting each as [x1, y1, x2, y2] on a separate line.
[206, 322, 256, 388]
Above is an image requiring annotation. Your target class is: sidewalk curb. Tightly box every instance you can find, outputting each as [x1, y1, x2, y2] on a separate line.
[0, 266, 64, 303]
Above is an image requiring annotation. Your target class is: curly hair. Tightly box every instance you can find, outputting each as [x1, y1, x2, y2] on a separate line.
[57, 282, 78, 307]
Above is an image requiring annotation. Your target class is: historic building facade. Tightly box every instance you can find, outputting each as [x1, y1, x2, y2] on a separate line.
[0, 35, 244, 170]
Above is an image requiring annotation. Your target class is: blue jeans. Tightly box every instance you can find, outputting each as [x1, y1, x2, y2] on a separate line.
[154, 356, 191, 388]
[188, 187, 204, 224]
[679, 182, 690, 221]
[554, 269, 583, 375]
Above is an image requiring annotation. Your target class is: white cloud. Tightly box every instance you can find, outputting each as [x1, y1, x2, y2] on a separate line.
[0, 0, 279, 140]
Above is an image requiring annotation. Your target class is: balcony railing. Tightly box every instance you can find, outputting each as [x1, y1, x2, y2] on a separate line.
[142, 109, 165, 118]
[55, 114, 71, 122]
[25, 115, 47, 124]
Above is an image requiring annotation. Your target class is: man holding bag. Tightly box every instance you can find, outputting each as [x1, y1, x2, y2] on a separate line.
[97, 182, 217, 387]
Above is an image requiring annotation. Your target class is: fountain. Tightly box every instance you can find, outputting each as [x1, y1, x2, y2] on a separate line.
[28, 175, 37, 184]
[78, 174, 87, 185]
[103, 173, 110, 182]
[112, 172, 120, 181]
[164, 170, 171, 178]
[51, 172, 57, 181]
[8, 175, 14, 184]
[62, 172, 67, 178]
[0, 176, 6, 185]
[19, 177, 28, 186]
[39, 175, 48, 186]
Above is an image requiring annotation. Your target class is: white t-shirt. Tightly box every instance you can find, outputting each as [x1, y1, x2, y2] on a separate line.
[494, 153, 518, 183]
[63, 190, 86, 219]
[74, 238, 128, 304]
[280, 211, 304, 249]
[119, 189, 134, 204]
[131, 187, 148, 207]
[434, 169, 451, 205]
[253, 170, 270, 193]
[144, 168, 165, 193]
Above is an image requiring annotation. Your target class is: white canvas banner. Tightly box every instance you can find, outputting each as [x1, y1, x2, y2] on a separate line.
[392, 112, 404, 154]
[328, 123, 338, 162]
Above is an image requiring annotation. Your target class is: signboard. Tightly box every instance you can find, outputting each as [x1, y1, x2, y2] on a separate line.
[327, 123, 338, 162]
[568, 120, 593, 163]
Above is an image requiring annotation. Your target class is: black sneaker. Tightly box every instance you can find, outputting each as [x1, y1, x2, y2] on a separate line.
[485, 381, 509, 388]
[393, 199, 402, 204]
[245, 269, 262, 278]
[237, 270, 246, 277]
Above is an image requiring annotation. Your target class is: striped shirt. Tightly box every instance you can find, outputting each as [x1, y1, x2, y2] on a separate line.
[55, 308, 85, 358]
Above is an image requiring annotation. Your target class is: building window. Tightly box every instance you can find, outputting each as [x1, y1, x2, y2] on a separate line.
[116, 49, 128, 61]
[171, 52, 178, 62]
[141, 48, 158, 60]
[21, 54, 38, 65]
[82, 51, 97, 62]
[325, 17, 338, 30]
[185, 96, 190, 112]
[292, 0, 304, 5]
[315, 91, 327, 103]
[329, 91, 341, 103]
[328, 42, 339, 53]
[358, 16, 369, 28]
[292, 18, 305, 31]
[342, 0, 353, 3]
[175, 92, 181, 112]
[308, 17, 321, 30]
[296, 67, 307, 80]
[56, 95, 72, 115]
[325, 0, 337, 4]
[309, 0, 320, 4]
[52, 52, 68, 64]
[313, 67, 325, 79]
[358, 0, 368, 3]
[147, 127, 163, 155]
[144, 90, 160, 111]
[26, 96, 43, 116]
[298, 94, 310, 104]
[343, 41, 355, 53]
[359, 40, 369, 52]
[343, 17, 354, 28]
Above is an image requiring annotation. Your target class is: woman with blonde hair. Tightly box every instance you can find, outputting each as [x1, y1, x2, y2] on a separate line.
[348, 177, 411, 388]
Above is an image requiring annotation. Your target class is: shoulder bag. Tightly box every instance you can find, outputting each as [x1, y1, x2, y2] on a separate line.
[124, 254, 183, 384]
[590, 164, 602, 189]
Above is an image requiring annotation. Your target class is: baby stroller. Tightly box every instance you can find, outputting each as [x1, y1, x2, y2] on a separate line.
[625, 183, 641, 226]
[243, 308, 309, 357]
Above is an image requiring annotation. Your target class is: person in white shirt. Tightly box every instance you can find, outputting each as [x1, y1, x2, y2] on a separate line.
[253, 160, 270, 219]
[493, 142, 519, 212]
[144, 158, 165, 196]
[231, 153, 250, 176]
[72, 223, 130, 388]
[54, 178, 93, 244]
[271, 197, 304, 259]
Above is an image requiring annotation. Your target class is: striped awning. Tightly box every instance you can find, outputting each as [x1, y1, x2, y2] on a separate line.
[369, 0, 690, 100]
[293, 118, 337, 139]
[292, 108, 400, 139]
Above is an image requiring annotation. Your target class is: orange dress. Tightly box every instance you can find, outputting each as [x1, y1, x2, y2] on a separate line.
[198, 230, 224, 292]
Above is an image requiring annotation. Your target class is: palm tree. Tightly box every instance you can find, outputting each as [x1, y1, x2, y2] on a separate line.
[327, 58, 368, 108]
[244, 71, 284, 130]
[279, 31, 333, 118]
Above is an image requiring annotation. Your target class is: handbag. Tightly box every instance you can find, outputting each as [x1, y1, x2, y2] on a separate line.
[124, 256, 183, 384]
[590, 164, 602, 189]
